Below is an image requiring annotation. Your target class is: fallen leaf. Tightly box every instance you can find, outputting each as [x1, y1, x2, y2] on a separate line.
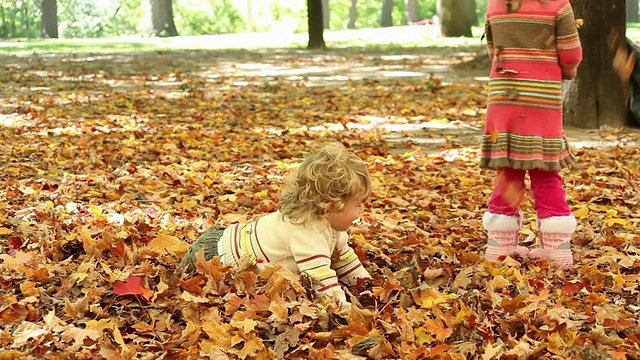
[112, 275, 152, 301]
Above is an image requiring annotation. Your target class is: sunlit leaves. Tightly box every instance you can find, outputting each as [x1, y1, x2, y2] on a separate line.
[0, 47, 638, 359]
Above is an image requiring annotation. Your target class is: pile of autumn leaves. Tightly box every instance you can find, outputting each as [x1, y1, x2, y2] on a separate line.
[0, 50, 639, 359]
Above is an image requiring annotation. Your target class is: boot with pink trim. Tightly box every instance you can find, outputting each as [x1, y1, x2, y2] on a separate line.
[529, 216, 576, 270]
[483, 212, 529, 262]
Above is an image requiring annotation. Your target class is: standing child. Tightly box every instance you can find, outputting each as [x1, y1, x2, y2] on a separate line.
[181, 142, 372, 309]
[481, 0, 582, 269]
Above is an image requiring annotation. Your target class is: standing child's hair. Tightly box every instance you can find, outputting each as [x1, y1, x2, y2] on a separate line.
[278, 142, 372, 226]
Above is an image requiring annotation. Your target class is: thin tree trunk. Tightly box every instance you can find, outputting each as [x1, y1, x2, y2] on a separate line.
[322, 0, 330, 29]
[468, 0, 478, 26]
[381, 0, 393, 27]
[405, 0, 420, 23]
[437, 0, 473, 37]
[149, 0, 178, 37]
[564, 0, 627, 128]
[348, 0, 358, 29]
[246, 0, 253, 32]
[41, 0, 58, 38]
[627, 0, 639, 22]
[307, 0, 326, 49]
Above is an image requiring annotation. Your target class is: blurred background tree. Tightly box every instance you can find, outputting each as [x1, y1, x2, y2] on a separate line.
[0, 0, 492, 39]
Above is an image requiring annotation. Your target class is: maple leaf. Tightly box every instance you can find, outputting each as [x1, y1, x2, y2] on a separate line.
[274, 328, 302, 359]
[61, 326, 102, 350]
[148, 232, 190, 256]
[112, 274, 153, 301]
[424, 318, 453, 343]
[0, 251, 33, 269]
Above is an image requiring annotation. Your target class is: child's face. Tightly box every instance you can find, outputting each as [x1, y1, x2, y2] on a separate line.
[327, 197, 365, 232]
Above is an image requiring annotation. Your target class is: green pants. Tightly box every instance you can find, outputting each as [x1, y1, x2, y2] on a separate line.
[180, 226, 226, 273]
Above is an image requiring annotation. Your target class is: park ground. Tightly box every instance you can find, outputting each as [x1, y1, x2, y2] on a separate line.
[0, 26, 639, 359]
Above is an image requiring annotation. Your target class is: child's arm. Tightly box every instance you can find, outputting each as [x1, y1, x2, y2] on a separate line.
[290, 229, 351, 308]
[485, 21, 495, 61]
[332, 233, 371, 285]
[556, 2, 582, 80]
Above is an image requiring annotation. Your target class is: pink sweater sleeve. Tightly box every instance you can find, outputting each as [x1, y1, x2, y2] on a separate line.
[556, 2, 582, 79]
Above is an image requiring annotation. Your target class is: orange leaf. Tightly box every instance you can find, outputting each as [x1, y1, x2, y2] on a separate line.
[488, 130, 500, 143]
[424, 318, 453, 342]
[495, 173, 525, 209]
[112, 275, 152, 301]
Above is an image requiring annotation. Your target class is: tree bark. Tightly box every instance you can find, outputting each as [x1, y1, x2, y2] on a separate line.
[348, 0, 358, 29]
[405, 0, 420, 23]
[468, 0, 478, 26]
[41, 0, 58, 38]
[307, 0, 326, 49]
[322, 0, 330, 29]
[381, 0, 393, 27]
[149, 0, 178, 37]
[627, 0, 639, 22]
[437, 0, 473, 37]
[564, 0, 627, 128]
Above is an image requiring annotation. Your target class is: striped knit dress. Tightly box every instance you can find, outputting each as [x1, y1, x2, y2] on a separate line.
[480, 0, 582, 171]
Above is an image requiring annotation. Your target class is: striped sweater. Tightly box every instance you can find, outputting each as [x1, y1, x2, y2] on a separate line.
[217, 211, 371, 307]
[481, 0, 582, 171]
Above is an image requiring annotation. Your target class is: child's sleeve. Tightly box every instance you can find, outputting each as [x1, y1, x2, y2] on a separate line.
[485, 21, 495, 61]
[556, 2, 582, 80]
[332, 233, 371, 285]
[290, 229, 350, 308]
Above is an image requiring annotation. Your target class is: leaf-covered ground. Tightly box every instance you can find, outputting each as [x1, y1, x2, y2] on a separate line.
[0, 48, 639, 360]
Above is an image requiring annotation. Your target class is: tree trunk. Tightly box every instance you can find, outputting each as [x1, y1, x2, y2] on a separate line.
[322, 0, 330, 29]
[307, 0, 326, 49]
[149, 0, 178, 37]
[381, 0, 393, 27]
[246, 0, 253, 32]
[348, 0, 358, 29]
[468, 0, 478, 26]
[564, 0, 627, 128]
[436, 0, 473, 37]
[41, 0, 58, 38]
[405, 0, 420, 23]
[627, 0, 639, 22]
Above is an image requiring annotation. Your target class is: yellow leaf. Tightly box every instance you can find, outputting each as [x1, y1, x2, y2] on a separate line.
[0, 227, 13, 235]
[420, 293, 457, 308]
[148, 232, 190, 257]
[89, 205, 107, 220]
[573, 207, 588, 219]
[604, 218, 627, 227]
[414, 327, 434, 345]
[99, 261, 130, 282]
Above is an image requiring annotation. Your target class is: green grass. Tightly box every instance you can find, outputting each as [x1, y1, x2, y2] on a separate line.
[9, 23, 640, 56]
[0, 25, 487, 55]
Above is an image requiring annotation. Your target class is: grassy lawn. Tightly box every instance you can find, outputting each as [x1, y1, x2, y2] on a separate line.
[2, 23, 639, 56]
[0, 25, 486, 55]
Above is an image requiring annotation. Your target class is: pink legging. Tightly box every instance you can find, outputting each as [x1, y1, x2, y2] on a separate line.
[488, 168, 571, 219]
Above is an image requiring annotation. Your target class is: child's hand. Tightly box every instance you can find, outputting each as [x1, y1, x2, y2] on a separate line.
[340, 301, 352, 312]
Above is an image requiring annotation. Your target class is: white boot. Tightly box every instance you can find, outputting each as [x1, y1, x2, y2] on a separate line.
[483, 212, 529, 262]
[529, 216, 576, 270]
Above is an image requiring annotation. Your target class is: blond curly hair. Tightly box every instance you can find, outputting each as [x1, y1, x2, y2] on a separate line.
[278, 142, 372, 226]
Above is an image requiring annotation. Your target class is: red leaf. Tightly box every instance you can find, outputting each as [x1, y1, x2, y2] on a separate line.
[561, 280, 583, 295]
[112, 275, 152, 301]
